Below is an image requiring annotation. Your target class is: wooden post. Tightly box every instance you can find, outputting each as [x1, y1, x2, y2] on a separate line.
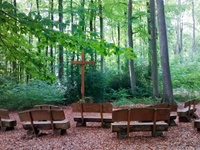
[71, 51, 94, 101]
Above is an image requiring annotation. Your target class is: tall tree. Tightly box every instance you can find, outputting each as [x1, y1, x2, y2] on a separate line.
[36, 0, 41, 54]
[192, 0, 196, 56]
[176, 0, 183, 55]
[99, 0, 104, 73]
[128, 0, 136, 95]
[117, 22, 121, 75]
[156, 0, 173, 103]
[58, 0, 64, 82]
[50, 0, 54, 74]
[150, 0, 159, 98]
[13, 0, 17, 77]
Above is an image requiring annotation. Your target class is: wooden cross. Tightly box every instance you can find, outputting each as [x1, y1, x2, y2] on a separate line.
[71, 51, 94, 101]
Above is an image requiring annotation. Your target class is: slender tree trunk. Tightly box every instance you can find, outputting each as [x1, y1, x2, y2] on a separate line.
[89, 0, 95, 63]
[147, 2, 151, 79]
[99, 0, 104, 73]
[128, 0, 136, 96]
[70, 0, 75, 84]
[176, 0, 183, 55]
[13, 0, 17, 78]
[192, 0, 196, 57]
[156, 0, 173, 103]
[58, 0, 64, 82]
[117, 23, 121, 75]
[150, 0, 159, 98]
[36, 0, 41, 54]
[94, 0, 97, 69]
[50, 0, 54, 74]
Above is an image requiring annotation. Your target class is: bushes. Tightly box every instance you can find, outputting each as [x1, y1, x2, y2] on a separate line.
[0, 79, 65, 110]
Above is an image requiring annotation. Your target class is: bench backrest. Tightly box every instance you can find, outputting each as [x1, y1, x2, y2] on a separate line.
[0, 109, 10, 119]
[71, 103, 112, 127]
[112, 108, 170, 122]
[184, 99, 199, 112]
[149, 104, 177, 112]
[112, 107, 170, 136]
[18, 109, 65, 122]
[33, 105, 61, 110]
[71, 103, 112, 113]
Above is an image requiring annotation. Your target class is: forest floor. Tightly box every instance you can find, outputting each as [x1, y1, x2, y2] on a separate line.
[1, 104, 200, 150]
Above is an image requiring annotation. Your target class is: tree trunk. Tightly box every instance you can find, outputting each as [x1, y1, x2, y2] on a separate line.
[50, 0, 54, 74]
[13, 0, 17, 78]
[99, 0, 104, 73]
[156, 0, 173, 103]
[117, 23, 121, 75]
[128, 0, 136, 96]
[147, 2, 151, 79]
[176, 0, 183, 55]
[58, 0, 64, 82]
[192, 0, 196, 57]
[70, 0, 75, 84]
[150, 0, 159, 98]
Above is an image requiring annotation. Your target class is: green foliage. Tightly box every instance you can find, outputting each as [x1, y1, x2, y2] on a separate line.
[112, 96, 158, 107]
[171, 58, 200, 92]
[85, 71, 106, 102]
[0, 78, 65, 110]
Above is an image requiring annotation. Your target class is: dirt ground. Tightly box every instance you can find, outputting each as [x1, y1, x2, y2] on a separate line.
[0, 104, 200, 150]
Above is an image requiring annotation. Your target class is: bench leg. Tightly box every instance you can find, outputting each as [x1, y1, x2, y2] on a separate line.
[53, 129, 66, 135]
[102, 122, 111, 128]
[152, 131, 163, 137]
[192, 113, 199, 119]
[179, 115, 191, 122]
[27, 128, 40, 136]
[117, 131, 128, 139]
[76, 121, 86, 127]
[1, 126, 15, 131]
[169, 120, 177, 126]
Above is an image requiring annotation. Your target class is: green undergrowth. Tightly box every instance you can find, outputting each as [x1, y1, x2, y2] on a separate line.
[0, 79, 65, 110]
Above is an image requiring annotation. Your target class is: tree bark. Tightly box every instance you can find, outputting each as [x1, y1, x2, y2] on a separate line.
[150, 0, 159, 98]
[176, 0, 183, 55]
[117, 23, 121, 75]
[58, 0, 64, 82]
[128, 0, 136, 96]
[50, 0, 54, 74]
[192, 0, 196, 57]
[99, 0, 105, 73]
[156, 0, 173, 103]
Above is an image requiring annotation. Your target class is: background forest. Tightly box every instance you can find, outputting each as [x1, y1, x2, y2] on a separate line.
[0, 0, 200, 110]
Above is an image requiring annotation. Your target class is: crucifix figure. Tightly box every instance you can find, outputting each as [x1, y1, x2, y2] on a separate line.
[71, 51, 94, 101]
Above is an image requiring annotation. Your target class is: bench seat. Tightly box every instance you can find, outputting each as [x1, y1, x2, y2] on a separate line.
[74, 116, 112, 123]
[177, 100, 199, 122]
[0, 109, 17, 131]
[194, 119, 200, 131]
[1, 119, 17, 131]
[23, 120, 70, 130]
[112, 121, 168, 132]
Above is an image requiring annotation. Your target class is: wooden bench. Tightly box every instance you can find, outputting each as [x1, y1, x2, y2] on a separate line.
[148, 103, 178, 126]
[0, 109, 17, 131]
[33, 104, 61, 110]
[177, 100, 199, 122]
[194, 119, 200, 131]
[18, 109, 70, 136]
[111, 107, 170, 138]
[71, 103, 113, 128]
